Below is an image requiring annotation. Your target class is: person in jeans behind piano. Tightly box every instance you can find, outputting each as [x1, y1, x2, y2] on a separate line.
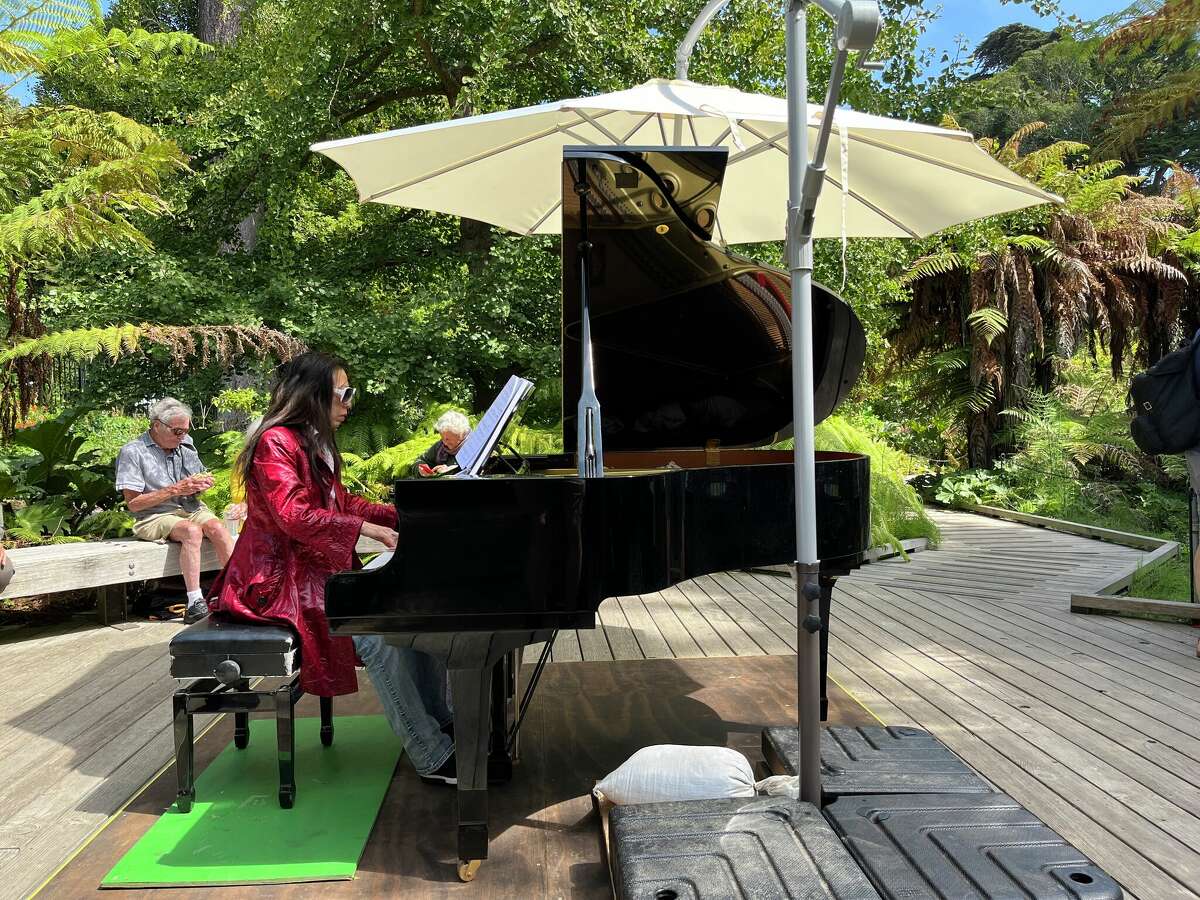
[208, 351, 458, 784]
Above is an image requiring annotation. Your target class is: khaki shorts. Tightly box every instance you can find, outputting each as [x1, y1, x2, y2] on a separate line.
[132, 505, 218, 542]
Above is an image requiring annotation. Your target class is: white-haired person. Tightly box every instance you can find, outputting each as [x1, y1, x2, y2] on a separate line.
[413, 410, 471, 477]
[116, 398, 235, 622]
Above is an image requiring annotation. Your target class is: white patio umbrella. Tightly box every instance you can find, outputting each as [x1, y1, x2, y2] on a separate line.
[311, 77, 1056, 245]
[311, 1, 1059, 812]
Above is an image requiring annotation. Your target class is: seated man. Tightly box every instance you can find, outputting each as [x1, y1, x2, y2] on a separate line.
[116, 398, 235, 623]
[413, 410, 471, 477]
[0, 545, 12, 594]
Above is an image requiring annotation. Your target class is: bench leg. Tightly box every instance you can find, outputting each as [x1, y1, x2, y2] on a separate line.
[234, 712, 250, 749]
[97, 584, 133, 629]
[320, 696, 333, 747]
[172, 691, 195, 813]
[275, 684, 296, 808]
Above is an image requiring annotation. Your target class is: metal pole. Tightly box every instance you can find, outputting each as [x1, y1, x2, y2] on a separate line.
[785, 0, 823, 807]
[675, 0, 732, 80]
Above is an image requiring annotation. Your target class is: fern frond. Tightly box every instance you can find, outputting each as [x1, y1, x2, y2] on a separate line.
[967, 307, 1008, 345]
[999, 121, 1047, 164]
[1113, 254, 1188, 280]
[1097, 70, 1200, 158]
[899, 250, 966, 285]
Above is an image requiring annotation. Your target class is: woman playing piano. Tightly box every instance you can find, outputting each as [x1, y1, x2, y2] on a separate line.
[207, 352, 458, 784]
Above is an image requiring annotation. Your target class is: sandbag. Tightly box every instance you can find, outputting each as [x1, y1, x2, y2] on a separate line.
[593, 745, 755, 806]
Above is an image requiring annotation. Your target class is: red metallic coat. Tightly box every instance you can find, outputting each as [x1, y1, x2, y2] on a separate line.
[207, 425, 398, 696]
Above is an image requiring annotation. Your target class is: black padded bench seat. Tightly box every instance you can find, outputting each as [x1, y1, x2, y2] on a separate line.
[168, 616, 332, 811]
[170, 616, 298, 679]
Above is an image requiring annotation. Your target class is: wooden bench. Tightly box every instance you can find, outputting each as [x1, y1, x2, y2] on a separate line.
[0, 534, 386, 626]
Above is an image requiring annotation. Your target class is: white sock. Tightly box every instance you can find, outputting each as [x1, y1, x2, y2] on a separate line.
[186, 589, 204, 604]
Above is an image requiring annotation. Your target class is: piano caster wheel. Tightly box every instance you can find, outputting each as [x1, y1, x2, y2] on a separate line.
[279, 787, 295, 809]
[176, 791, 194, 814]
[457, 859, 482, 882]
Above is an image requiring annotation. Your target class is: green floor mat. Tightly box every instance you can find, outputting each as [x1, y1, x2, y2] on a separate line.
[102, 715, 401, 888]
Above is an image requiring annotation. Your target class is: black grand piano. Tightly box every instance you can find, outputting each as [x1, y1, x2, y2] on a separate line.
[326, 147, 870, 881]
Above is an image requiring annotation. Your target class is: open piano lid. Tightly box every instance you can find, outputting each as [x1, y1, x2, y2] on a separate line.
[562, 146, 865, 453]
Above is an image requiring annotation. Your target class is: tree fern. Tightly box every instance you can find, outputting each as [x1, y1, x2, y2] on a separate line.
[899, 249, 966, 285]
[0, 323, 305, 366]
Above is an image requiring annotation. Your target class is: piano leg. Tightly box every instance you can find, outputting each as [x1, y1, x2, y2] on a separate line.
[488, 656, 513, 782]
[819, 574, 835, 722]
[449, 665, 492, 880]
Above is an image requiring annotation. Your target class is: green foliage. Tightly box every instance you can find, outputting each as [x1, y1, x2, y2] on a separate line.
[211, 387, 265, 417]
[924, 356, 1196, 597]
[775, 415, 941, 553]
[0, 405, 133, 543]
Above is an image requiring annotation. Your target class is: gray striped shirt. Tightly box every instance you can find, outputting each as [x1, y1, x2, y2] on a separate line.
[115, 432, 207, 519]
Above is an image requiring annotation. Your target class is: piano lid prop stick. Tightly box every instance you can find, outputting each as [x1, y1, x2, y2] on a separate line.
[574, 160, 604, 479]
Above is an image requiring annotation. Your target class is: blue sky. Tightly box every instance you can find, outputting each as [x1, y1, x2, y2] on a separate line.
[919, 0, 1134, 67]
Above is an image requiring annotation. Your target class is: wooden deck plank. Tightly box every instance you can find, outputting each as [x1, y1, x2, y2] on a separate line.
[7, 505, 1198, 899]
[671, 579, 764, 657]
[656, 585, 734, 658]
[575, 620, 614, 662]
[847, 580, 1200, 739]
[595, 598, 643, 661]
[827, 622, 1198, 898]
[41, 658, 877, 899]
[838, 581, 1200, 829]
[638, 592, 704, 659]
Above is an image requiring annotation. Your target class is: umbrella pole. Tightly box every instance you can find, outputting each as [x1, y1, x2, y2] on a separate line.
[785, 0, 823, 808]
[786, 0, 881, 807]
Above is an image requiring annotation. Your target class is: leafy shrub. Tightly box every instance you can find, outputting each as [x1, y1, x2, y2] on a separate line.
[774, 416, 940, 552]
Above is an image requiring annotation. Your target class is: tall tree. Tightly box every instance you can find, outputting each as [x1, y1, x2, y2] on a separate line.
[894, 123, 1197, 467]
[0, 0, 205, 430]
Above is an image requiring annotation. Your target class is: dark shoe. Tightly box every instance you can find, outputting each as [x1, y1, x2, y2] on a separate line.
[441, 720, 454, 742]
[183, 599, 209, 625]
[420, 753, 457, 786]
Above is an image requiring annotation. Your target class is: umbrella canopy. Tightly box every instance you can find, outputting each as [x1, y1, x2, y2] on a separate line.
[311, 78, 1057, 244]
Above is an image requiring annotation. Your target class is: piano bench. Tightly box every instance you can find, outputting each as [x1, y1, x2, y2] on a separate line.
[168, 617, 333, 812]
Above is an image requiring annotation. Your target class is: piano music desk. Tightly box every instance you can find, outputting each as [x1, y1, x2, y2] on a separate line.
[44, 655, 877, 897]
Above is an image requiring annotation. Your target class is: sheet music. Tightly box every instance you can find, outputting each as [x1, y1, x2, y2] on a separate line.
[452, 375, 535, 477]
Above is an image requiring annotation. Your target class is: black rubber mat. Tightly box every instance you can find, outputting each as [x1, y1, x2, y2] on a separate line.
[762, 725, 992, 796]
[610, 796, 881, 900]
[824, 792, 1123, 899]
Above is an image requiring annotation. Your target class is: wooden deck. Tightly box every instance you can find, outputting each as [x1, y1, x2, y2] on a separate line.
[3, 507, 1199, 898]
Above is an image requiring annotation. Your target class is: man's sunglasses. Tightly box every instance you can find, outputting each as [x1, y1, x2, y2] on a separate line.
[334, 385, 356, 405]
[157, 420, 190, 437]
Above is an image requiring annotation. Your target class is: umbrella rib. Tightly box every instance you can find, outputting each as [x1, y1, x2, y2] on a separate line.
[846, 132, 1057, 201]
[575, 108, 624, 144]
[621, 113, 655, 143]
[656, 114, 669, 144]
[362, 109, 621, 202]
[710, 124, 732, 147]
[822, 172, 920, 238]
[562, 126, 601, 145]
[687, 116, 701, 146]
[526, 198, 563, 234]
[732, 123, 789, 163]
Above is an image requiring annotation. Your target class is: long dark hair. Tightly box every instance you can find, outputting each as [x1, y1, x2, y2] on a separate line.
[236, 351, 346, 494]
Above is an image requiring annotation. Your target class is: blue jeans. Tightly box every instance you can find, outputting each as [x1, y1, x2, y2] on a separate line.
[353, 635, 453, 775]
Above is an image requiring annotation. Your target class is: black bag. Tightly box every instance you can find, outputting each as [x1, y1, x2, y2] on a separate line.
[1129, 329, 1200, 455]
